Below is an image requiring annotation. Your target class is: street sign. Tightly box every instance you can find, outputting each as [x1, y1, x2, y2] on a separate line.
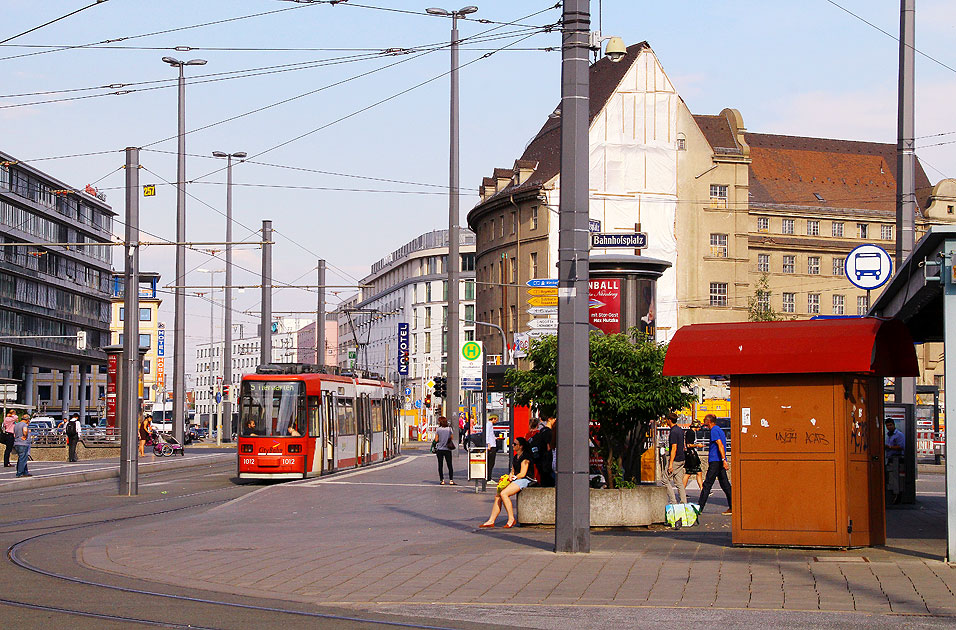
[143, 184, 156, 197]
[526, 278, 559, 287]
[528, 318, 558, 329]
[425, 379, 435, 389]
[527, 296, 559, 307]
[589, 219, 601, 232]
[590, 232, 647, 248]
[215, 392, 222, 404]
[527, 287, 558, 297]
[76, 330, 87, 350]
[526, 306, 558, 316]
[461, 341, 483, 390]
[0, 384, 16, 402]
[414, 399, 422, 409]
[845, 244, 893, 291]
[404, 387, 411, 396]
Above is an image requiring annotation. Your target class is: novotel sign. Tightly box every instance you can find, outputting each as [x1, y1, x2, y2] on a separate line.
[397, 323, 409, 375]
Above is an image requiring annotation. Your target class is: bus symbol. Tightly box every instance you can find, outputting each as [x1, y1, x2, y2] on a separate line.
[854, 252, 882, 280]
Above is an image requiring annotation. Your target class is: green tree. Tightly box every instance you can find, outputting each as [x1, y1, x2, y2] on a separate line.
[507, 329, 694, 487]
[748, 272, 779, 322]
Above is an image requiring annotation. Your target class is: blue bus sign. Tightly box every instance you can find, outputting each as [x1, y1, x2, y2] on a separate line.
[845, 244, 892, 291]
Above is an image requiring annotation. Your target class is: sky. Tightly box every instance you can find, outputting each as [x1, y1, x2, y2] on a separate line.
[1, 0, 954, 364]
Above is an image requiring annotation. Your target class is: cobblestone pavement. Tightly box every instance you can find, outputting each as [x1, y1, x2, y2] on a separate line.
[78, 449, 956, 626]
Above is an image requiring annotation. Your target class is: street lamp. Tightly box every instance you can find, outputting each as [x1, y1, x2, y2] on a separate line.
[197, 268, 223, 444]
[212, 150, 246, 443]
[163, 55, 207, 445]
[426, 4, 476, 421]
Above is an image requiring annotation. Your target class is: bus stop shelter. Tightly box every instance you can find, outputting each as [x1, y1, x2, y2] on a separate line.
[870, 225, 956, 562]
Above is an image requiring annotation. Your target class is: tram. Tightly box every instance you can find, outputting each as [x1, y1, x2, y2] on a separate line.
[237, 364, 400, 480]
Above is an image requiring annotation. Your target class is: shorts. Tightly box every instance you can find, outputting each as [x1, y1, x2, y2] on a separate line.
[512, 477, 532, 489]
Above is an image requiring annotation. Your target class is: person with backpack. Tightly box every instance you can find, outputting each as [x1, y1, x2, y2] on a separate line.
[66, 412, 82, 462]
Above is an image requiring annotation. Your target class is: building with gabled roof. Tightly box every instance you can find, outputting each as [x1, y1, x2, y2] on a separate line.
[466, 41, 955, 389]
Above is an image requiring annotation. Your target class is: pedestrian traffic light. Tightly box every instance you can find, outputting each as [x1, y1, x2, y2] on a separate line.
[434, 376, 446, 398]
[222, 384, 230, 399]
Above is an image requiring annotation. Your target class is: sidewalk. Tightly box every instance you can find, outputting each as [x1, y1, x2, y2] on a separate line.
[78, 449, 956, 624]
[0, 449, 233, 492]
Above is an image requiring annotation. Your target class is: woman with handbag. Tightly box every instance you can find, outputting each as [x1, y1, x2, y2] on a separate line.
[433, 416, 456, 485]
[682, 424, 704, 490]
[2, 409, 16, 467]
[479, 437, 534, 529]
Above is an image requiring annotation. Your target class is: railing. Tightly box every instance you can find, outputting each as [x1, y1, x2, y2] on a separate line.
[29, 427, 121, 447]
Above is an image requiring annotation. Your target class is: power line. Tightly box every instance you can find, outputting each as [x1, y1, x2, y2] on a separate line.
[0, 1, 109, 46]
[825, 0, 956, 74]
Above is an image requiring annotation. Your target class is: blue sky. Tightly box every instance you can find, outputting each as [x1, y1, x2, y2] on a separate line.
[2, 0, 954, 355]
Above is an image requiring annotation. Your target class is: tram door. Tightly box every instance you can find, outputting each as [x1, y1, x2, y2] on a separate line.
[357, 394, 372, 465]
[307, 396, 322, 475]
[324, 392, 336, 472]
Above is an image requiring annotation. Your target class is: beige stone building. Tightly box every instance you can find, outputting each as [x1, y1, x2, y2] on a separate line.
[466, 41, 955, 390]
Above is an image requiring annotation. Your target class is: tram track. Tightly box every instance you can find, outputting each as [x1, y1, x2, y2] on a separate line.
[0, 457, 483, 630]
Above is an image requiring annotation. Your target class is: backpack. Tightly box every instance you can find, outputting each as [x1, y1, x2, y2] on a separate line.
[66, 419, 78, 438]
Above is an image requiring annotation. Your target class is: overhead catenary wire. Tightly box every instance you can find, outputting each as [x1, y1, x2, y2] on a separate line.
[0, 1, 110, 47]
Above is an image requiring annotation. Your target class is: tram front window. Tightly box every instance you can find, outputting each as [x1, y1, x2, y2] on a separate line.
[239, 381, 305, 437]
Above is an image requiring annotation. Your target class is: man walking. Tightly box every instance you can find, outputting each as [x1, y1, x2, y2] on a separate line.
[13, 413, 32, 478]
[66, 412, 82, 462]
[885, 418, 905, 504]
[698, 414, 731, 515]
[484, 415, 497, 481]
[663, 412, 687, 504]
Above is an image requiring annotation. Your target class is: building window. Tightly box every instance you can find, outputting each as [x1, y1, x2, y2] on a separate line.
[464, 304, 475, 323]
[807, 220, 820, 236]
[756, 217, 769, 232]
[782, 292, 795, 313]
[833, 258, 844, 276]
[709, 184, 728, 207]
[510, 256, 517, 283]
[443, 280, 448, 301]
[756, 291, 770, 312]
[808, 293, 820, 314]
[710, 233, 728, 258]
[442, 306, 447, 326]
[832, 222, 844, 237]
[757, 254, 770, 272]
[948, 205, 954, 215]
[37, 385, 51, 401]
[782, 219, 795, 235]
[143, 360, 151, 375]
[808, 256, 820, 275]
[530, 252, 538, 278]
[511, 211, 517, 235]
[464, 280, 475, 300]
[833, 294, 845, 315]
[531, 206, 539, 230]
[424, 332, 431, 353]
[709, 282, 728, 307]
[425, 282, 432, 302]
[498, 215, 505, 238]
[881, 224, 893, 240]
[858, 223, 868, 239]
[461, 253, 475, 272]
[424, 308, 432, 328]
[857, 295, 869, 315]
[465, 330, 475, 341]
[510, 305, 517, 331]
[677, 137, 686, 151]
[782, 255, 795, 274]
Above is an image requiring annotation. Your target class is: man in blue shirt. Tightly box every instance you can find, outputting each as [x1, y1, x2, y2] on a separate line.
[698, 414, 732, 515]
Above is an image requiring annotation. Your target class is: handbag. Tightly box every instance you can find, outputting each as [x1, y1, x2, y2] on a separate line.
[685, 448, 701, 469]
[430, 439, 437, 454]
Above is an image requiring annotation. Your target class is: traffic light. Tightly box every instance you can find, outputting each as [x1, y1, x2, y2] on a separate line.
[425, 394, 432, 406]
[222, 384, 230, 400]
[434, 376, 446, 398]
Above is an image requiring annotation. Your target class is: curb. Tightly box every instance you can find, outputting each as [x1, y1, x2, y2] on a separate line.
[0, 453, 233, 493]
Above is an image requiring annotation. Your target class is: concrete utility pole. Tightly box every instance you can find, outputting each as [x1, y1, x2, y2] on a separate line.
[895, 0, 916, 406]
[555, 0, 592, 553]
[317, 259, 326, 366]
[260, 220, 273, 366]
[164, 55, 206, 445]
[213, 150, 245, 440]
[119, 147, 140, 496]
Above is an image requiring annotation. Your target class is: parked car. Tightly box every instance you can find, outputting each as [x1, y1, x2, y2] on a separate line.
[28, 418, 56, 434]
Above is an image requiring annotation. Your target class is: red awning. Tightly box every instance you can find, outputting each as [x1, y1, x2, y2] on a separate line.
[663, 317, 919, 377]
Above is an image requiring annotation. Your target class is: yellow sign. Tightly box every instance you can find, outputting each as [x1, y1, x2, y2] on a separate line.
[462, 341, 482, 361]
[527, 287, 558, 296]
[527, 296, 559, 307]
[143, 184, 156, 197]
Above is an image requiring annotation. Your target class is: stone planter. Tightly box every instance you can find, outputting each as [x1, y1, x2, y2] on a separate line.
[516, 485, 668, 527]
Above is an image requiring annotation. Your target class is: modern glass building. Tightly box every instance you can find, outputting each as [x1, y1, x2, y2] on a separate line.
[0, 150, 114, 418]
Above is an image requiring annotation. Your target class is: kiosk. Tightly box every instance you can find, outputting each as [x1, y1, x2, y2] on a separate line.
[664, 317, 919, 547]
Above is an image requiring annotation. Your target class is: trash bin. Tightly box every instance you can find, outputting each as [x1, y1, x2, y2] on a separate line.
[468, 447, 487, 492]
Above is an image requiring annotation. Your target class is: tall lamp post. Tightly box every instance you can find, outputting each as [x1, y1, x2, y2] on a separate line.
[212, 150, 246, 442]
[163, 55, 207, 445]
[426, 4, 476, 422]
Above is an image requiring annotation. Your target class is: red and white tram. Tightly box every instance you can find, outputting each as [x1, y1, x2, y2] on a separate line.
[237, 365, 400, 480]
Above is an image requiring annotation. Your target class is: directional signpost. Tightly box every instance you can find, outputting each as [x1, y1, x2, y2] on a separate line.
[527, 296, 559, 307]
